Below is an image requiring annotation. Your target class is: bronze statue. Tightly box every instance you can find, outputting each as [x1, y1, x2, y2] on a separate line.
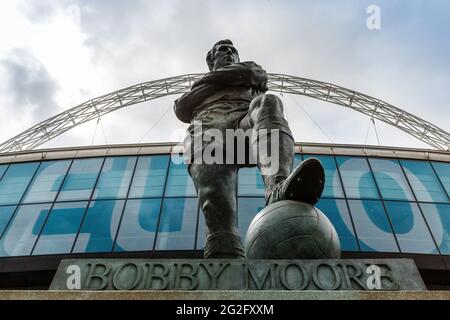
[174, 40, 325, 259]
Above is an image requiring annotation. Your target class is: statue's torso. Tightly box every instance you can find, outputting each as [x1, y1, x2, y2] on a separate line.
[174, 61, 267, 123]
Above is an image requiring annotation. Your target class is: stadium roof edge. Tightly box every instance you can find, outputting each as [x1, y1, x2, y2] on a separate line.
[0, 142, 448, 164]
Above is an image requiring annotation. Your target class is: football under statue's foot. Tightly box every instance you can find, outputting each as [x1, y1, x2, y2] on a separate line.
[266, 157, 325, 206]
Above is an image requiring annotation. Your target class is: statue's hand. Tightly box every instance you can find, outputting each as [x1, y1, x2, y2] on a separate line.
[193, 61, 268, 92]
[221, 61, 268, 91]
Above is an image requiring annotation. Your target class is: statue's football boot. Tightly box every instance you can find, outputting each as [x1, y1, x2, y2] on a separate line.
[266, 157, 325, 206]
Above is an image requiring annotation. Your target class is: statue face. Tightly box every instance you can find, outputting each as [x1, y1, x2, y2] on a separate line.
[212, 43, 240, 70]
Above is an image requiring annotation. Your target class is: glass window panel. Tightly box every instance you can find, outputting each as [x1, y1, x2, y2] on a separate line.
[368, 158, 414, 201]
[401, 160, 448, 203]
[164, 155, 196, 197]
[72, 200, 124, 253]
[155, 198, 198, 251]
[316, 199, 359, 251]
[0, 203, 51, 257]
[23, 160, 71, 203]
[0, 164, 8, 181]
[293, 154, 303, 168]
[0, 162, 39, 205]
[336, 157, 379, 199]
[0, 206, 16, 237]
[420, 203, 450, 255]
[92, 157, 136, 199]
[32, 202, 88, 255]
[57, 158, 103, 201]
[384, 201, 437, 254]
[304, 155, 344, 198]
[431, 162, 450, 199]
[347, 200, 398, 252]
[196, 209, 206, 250]
[237, 197, 265, 239]
[129, 155, 169, 198]
[114, 198, 162, 252]
[238, 168, 264, 196]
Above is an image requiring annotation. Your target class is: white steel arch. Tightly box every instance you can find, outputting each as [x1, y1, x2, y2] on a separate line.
[0, 73, 448, 153]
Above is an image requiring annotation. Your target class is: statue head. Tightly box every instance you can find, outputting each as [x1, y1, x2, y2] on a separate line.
[206, 39, 240, 71]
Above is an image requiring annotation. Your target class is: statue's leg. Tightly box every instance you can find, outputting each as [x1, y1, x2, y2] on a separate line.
[240, 94, 325, 205]
[240, 94, 295, 200]
[188, 163, 245, 259]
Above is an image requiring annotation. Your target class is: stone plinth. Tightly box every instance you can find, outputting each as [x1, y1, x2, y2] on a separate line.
[50, 258, 426, 291]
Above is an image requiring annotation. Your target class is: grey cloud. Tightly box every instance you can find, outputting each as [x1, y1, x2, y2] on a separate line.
[75, 0, 217, 76]
[1, 49, 59, 121]
[19, 0, 63, 23]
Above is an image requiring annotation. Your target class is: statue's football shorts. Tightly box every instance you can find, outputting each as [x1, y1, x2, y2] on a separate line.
[183, 101, 252, 167]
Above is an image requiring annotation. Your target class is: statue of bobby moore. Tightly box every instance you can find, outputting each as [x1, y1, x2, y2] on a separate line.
[173, 39, 325, 259]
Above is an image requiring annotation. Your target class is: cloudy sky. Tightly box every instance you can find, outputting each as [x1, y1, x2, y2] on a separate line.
[0, 0, 449, 151]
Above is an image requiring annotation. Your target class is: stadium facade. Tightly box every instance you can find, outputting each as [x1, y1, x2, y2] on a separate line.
[0, 141, 449, 290]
